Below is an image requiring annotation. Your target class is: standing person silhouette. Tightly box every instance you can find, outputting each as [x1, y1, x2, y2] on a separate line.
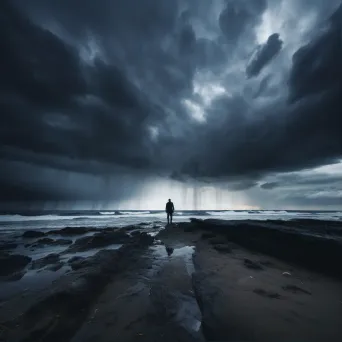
[165, 199, 174, 224]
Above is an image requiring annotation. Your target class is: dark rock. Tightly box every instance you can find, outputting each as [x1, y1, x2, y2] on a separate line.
[1, 246, 138, 341]
[213, 244, 232, 253]
[183, 223, 197, 232]
[254, 288, 282, 299]
[131, 232, 154, 246]
[36, 238, 54, 245]
[282, 284, 312, 295]
[102, 227, 115, 232]
[66, 230, 130, 252]
[46, 262, 64, 272]
[2, 270, 26, 282]
[36, 238, 73, 246]
[244, 259, 264, 270]
[55, 239, 73, 246]
[0, 253, 32, 276]
[68, 256, 86, 270]
[1, 233, 155, 341]
[130, 230, 141, 236]
[0, 242, 18, 251]
[121, 225, 138, 232]
[165, 246, 174, 256]
[192, 271, 230, 340]
[190, 218, 203, 224]
[31, 253, 60, 270]
[22, 230, 45, 238]
[197, 219, 342, 279]
[50, 227, 93, 236]
[201, 232, 216, 239]
[209, 237, 228, 245]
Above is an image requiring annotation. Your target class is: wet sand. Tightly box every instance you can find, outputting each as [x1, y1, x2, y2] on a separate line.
[1, 219, 342, 341]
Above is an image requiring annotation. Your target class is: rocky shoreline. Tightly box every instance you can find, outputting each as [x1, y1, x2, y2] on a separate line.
[1, 219, 342, 341]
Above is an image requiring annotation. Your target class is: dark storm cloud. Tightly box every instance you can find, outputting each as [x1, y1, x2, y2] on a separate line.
[260, 182, 279, 190]
[1, 0, 342, 206]
[289, 4, 342, 102]
[246, 33, 283, 78]
[177, 3, 342, 180]
[0, 0, 157, 169]
[0, 2, 85, 107]
[219, 0, 267, 42]
[260, 173, 342, 190]
[283, 193, 342, 207]
[184, 86, 341, 179]
[253, 75, 273, 98]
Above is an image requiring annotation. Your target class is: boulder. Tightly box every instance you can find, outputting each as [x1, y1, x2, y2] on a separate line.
[50, 227, 94, 236]
[68, 256, 86, 270]
[1, 234, 155, 342]
[31, 253, 60, 270]
[0, 253, 32, 276]
[165, 246, 174, 256]
[0, 242, 18, 251]
[190, 218, 203, 224]
[121, 225, 138, 232]
[36, 238, 72, 246]
[4, 270, 27, 281]
[22, 230, 45, 238]
[131, 232, 154, 246]
[46, 262, 64, 272]
[66, 231, 130, 252]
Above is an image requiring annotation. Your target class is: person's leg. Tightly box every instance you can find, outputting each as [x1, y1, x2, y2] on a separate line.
[167, 212, 170, 224]
[170, 213, 173, 224]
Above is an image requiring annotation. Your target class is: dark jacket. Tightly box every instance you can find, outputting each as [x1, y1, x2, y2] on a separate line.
[166, 201, 174, 213]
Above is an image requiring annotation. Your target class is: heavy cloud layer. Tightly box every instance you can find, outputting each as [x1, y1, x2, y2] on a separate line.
[0, 0, 341, 207]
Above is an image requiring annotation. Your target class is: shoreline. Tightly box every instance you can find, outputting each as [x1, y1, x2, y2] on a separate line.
[1, 219, 342, 341]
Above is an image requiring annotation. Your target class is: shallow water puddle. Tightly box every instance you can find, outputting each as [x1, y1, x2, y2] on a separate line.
[142, 244, 202, 334]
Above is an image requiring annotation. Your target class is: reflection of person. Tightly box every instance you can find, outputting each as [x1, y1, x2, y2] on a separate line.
[165, 198, 174, 224]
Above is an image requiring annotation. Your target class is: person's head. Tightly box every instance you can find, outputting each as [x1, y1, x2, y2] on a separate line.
[168, 199, 171, 202]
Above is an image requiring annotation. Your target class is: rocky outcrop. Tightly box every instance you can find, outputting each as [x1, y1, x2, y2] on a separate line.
[31, 253, 60, 270]
[35, 238, 72, 246]
[65, 231, 130, 253]
[192, 271, 229, 341]
[22, 230, 45, 238]
[193, 219, 342, 278]
[1, 233, 155, 342]
[48, 227, 96, 236]
[68, 256, 86, 270]
[0, 253, 32, 276]
[0, 242, 18, 251]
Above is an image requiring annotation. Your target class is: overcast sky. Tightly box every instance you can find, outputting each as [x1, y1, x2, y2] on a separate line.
[0, 0, 341, 210]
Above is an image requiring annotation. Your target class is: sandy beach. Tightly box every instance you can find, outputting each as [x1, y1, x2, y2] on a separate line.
[1, 219, 342, 341]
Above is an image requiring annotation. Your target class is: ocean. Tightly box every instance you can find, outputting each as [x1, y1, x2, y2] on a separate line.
[1, 209, 341, 234]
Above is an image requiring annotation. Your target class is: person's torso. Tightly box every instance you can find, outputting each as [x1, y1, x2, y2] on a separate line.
[166, 202, 173, 211]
